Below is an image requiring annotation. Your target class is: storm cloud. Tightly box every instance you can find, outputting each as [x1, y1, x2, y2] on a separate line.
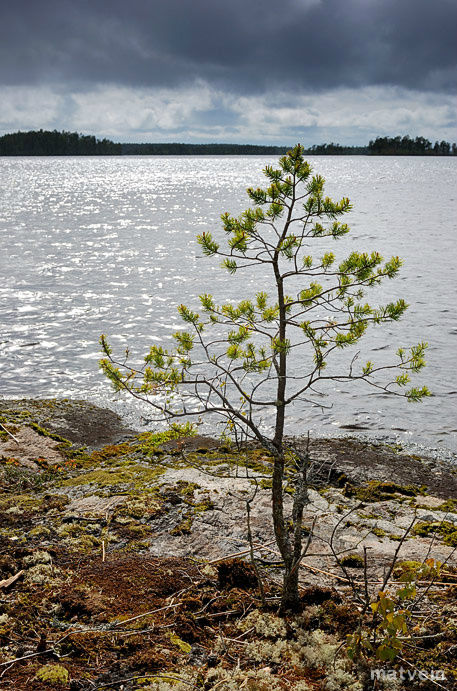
[0, 0, 455, 143]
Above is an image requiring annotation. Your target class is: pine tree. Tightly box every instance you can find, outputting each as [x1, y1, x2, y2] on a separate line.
[100, 145, 430, 610]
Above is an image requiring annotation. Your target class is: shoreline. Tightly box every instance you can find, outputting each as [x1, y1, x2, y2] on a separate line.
[2, 394, 456, 465]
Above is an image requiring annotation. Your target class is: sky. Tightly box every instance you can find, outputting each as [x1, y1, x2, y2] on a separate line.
[0, 0, 456, 145]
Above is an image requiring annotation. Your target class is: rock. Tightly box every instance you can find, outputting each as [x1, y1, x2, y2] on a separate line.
[0, 398, 135, 449]
[66, 495, 127, 515]
[0, 426, 66, 469]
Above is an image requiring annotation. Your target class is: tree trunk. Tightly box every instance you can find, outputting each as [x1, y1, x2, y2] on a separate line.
[280, 563, 301, 612]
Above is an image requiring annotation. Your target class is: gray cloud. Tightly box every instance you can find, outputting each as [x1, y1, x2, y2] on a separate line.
[1, 0, 455, 143]
[0, 0, 455, 93]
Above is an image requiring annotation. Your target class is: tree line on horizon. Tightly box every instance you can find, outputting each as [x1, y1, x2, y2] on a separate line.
[0, 130, 456, 156]
[0, 129, 121, 156]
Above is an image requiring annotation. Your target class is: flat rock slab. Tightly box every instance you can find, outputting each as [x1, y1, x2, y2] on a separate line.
[0, 398, 135, 449]
[0, 426, 66, 469]
[293, 437, 457, 500]
[158, 435, 223, 454]
[66, 495, 127, 515]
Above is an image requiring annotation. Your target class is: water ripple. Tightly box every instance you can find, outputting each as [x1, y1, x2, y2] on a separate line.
[1, 155, 456, 454]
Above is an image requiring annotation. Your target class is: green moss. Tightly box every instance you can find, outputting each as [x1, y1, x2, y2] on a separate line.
[170, 516, 193, 535]
[35, 664, 69, 685]
[340, 554, 364, 568]
[67, 535, 100, 552]
[193, 498, 215, 513]
[118, 522, 151, 538]
[0, 493, 45, 513]
[180, 448, 274, 476]
[61, 464, 165, 489]
[412, 520, 457, 546]
[174, 480, 201, 497]
[343, 480, 425, 502]
[29, 526, 51, 538]
[57, 523, 88, 538]
[392, 560, 423, 579]
[87, 442, 136, 467]
[120, 539, 150, 552]
[436, 499, 457, 513]
[169, 632, 192, 653]
[29, 422, 71, 446]
[370, 527, 388, 538]
[136, 422, 197, 456]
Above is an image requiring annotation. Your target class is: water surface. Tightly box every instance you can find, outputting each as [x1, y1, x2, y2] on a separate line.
[0, 155, 456, 455]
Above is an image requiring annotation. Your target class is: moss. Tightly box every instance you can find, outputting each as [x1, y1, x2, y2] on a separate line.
[176, 481, 201, 497]
[193, 498, 215, 513]
[343, 480, 425, 502]
[28, 422, 71, 446]
[61, 463, 165, 489]
[170, 516, 193, 536]
[169, 632, 192, 653]
[35, 664, 69, 685]
[23, 551, 52, 567]
[56, 523, 88, 538]
[117, 495, 163, 520]
[29, 526, 51, 538]
[412, 520, 457, 545]
[392, 560, 434, 580]
[120, 539, 150, 552]
[370, 527, 388, 538]
[340, 554, 364, 568]
[85, 442, 136, 468]
[136, 422, 197, 456]
[0, 493, 45, 513]
[182, 448, 274, 476]
[117, 522, 151, 538]
[435, 499, 457, 513]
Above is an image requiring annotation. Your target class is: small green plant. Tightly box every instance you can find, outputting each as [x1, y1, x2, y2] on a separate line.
[347, 558, 442, 663]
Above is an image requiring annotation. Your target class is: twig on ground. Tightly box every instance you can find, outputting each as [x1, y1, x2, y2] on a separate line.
[0, 422, 20, 444]
[0, 570, 24, 590]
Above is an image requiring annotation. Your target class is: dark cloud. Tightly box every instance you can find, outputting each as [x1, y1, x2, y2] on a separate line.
[0, 0, 455, 93]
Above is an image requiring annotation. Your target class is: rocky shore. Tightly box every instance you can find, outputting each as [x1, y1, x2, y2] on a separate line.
[1, 399, 456, 690]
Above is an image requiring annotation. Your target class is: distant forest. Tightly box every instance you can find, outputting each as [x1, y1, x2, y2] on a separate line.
[0, 130, 456, 156]
[0, 130, 121, 155]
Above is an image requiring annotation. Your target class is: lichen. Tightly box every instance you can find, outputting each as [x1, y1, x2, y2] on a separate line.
[23, 550, 52, 567]
[238, 609, 288, 638]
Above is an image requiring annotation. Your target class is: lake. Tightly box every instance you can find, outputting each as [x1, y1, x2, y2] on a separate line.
[0, 155, 456, 456]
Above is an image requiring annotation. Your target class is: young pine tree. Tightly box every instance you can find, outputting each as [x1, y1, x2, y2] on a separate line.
[100, 145, 430, 611]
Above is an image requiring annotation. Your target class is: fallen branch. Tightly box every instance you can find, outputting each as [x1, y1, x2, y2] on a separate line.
[94, 674, 198, 689]
[0, 423, 20, 445]
[206, 539, 277, 565]
[0, 570, 24, 590]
